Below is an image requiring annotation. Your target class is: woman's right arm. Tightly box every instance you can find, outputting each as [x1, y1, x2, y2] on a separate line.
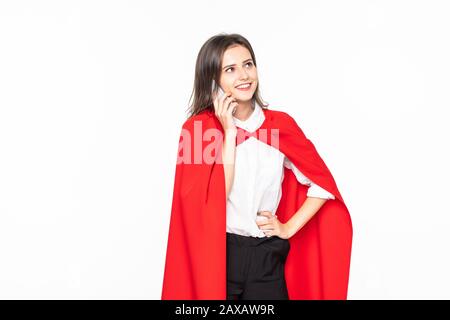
[222, 128, 237, 198]
[214, 92, 238, 199]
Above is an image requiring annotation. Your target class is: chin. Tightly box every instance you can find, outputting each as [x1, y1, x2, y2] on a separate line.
[233, 90, 255, 101]
[235, 97, 253, 104]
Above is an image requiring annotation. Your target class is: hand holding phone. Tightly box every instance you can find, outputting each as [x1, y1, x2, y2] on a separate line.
[212, 80, 237, 116]
[212, 80, 238, 132]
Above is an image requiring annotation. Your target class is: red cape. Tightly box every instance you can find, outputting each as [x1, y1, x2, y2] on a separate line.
[161, 107, 353, 300]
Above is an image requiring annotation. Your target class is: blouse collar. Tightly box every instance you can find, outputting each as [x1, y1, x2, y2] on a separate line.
[232, 100, 265, 133]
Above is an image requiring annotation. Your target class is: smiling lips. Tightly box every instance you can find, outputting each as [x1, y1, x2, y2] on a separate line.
[235, 82, 252, 90]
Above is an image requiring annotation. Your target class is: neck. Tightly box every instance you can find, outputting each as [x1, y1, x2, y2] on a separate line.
[233, 100, 255, 121]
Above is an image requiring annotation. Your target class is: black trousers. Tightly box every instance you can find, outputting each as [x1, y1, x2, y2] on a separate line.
[226, 232, 290, 300]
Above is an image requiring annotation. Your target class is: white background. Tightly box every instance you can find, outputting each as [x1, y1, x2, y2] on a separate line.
[1, 0, 449, 299]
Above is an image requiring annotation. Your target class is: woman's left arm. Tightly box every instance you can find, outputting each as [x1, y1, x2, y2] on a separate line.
[257, 197, 327, 239]
[284, 197, 327, 238]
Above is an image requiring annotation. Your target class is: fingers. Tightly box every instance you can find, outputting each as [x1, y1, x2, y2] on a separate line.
[213, 91, 239, 132]
[257, 211, 273, 218]
[256, 211, 280, 237]
[261, 222, 277, 237]
[222, 96, 236, 116]
[217, 93, 228, 115]
[259, 224, 275, 230]
[214, 94, 238, 132]
[262, 228, 275, 237]
[256, 217, 272, 225]
[226, 101, 238, 117]
[256, 219, 276, 228]
[216, 92, 234, 116]
[219, 92, 232, 111]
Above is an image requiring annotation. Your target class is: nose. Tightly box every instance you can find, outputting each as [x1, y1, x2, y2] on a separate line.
[237, 66, 249, 80]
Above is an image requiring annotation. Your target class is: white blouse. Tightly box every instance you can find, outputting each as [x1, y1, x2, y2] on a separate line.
[226, 102, 335, 238]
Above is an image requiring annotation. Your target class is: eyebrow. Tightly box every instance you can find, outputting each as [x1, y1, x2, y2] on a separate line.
[222, 58, 253, 70]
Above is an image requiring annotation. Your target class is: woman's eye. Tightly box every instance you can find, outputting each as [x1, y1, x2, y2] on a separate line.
[225, 62, 253, 73]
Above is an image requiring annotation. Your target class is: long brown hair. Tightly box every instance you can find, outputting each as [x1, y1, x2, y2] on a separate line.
[186, 33, 269, 118]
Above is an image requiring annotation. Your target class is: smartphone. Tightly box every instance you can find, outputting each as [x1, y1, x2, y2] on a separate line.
[212, 80, 236, 115]
[211, 79, 225, 101]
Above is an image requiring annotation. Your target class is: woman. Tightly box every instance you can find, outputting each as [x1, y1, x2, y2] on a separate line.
[162, 33, 353, 300]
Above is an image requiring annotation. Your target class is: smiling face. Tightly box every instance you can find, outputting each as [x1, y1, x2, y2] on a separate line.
[219, 45, 258, 104]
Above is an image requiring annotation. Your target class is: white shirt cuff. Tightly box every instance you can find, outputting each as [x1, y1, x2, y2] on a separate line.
[307, 183, 335, 200]
[284, 157, 335, 200]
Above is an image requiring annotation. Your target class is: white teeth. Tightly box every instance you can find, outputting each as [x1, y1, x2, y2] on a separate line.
[236, 83, 251, 89]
